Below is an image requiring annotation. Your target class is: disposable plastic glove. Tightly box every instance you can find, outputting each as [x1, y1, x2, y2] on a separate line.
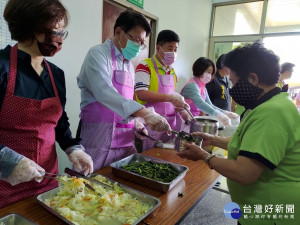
[66, 145, 93, 176]
[168, 92, 190, 109]
[134, 117, 148, 139]
[178, 109, 191, 122]
[143, 110, 171, 133]
[3, 157, 45, 186]
[224, 111, 239, 119]
[216, 111, 231, 126]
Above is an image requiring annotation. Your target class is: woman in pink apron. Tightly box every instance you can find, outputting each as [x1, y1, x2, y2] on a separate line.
[0, 0, 92, 209]
[77, 11, 171, 171]
[180, 57, 237, 126]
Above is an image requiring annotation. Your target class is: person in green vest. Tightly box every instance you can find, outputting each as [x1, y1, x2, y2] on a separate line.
[134, 30, 190, 151]
[177, 41, 300, 225]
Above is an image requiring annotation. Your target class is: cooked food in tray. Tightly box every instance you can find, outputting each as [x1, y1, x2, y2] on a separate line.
[175, 131, 202, 152]
[121, 161, 180, 183]
[43, 175, 153, 225]
[111, 154, 189, 193]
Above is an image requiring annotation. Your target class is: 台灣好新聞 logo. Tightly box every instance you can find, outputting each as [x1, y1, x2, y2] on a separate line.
[224, 202, 242, 219]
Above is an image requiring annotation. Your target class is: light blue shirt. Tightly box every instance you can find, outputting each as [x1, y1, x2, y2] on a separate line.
[0, 147, 24, 179]
[181, 82, 224, 116]
[77, 39, 143, 121]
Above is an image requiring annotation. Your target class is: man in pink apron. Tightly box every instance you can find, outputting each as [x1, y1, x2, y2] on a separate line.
[135, 30, 190, 150]
[0, 0, 93, 209]
[77, 10, 171, 171]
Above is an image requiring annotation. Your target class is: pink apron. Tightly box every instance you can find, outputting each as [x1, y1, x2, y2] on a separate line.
[142, 58, 176, 151]
[0, 44, 62, 209]
[80, 40, 136, 170]
[181, 77, 207, 116]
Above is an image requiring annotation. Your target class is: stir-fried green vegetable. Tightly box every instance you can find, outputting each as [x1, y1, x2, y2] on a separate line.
[176, 131, 201, 151]
[121, 161, 180, 183]
[177, 131, 200, 145]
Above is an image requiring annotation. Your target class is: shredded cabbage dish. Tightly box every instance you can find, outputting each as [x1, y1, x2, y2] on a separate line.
[43, 175, 153, 225]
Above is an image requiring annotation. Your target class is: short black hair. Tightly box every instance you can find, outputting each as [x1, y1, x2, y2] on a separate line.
[280, 62, 295, 74]
[4, 0, 68, 42]
[192, 57, 216, 77]
[224, 41, 280, 86]
[216, 54, 226, 69]
[156, 30, 180, 45]
[114, 9, 151, 36]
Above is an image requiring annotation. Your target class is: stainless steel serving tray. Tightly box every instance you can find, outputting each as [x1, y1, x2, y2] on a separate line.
[110, 153, 189, 193]
[0, 213, 37, 225]
[36, 175, 160, 225]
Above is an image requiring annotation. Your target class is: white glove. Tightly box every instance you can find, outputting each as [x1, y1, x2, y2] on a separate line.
[178, 109, 191, 122]
[143, 110, 171, 133]
[224, 111, 239, 119]
[216, 111, 231, 126]
[169, 92, 189, 109]
[4, 157, 45, 186]
[67, 145, 93, 176]
[134, 118, 148, 139]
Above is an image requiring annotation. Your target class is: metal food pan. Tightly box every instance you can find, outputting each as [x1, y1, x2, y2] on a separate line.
[36, 175, 160, 225]
[110, 153, 189, 193]
[0, 213, 37, 225]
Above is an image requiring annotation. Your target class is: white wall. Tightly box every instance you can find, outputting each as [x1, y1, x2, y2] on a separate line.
[45, 0, 213, 173]
[144, 0, 212, 91]
[47, 0, 103, 173]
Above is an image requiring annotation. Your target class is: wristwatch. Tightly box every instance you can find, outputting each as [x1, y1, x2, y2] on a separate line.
[205, 154, 216, 169]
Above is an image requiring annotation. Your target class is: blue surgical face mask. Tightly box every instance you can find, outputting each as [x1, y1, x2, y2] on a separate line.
[121, 39, 141, 60]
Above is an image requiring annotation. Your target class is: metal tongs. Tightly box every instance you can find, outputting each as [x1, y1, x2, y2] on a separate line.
[42, 170, 102, 196]
[138, 132, 158, 142]
[183, 106, 196, 125]
[64, 168, 113, 190]
[41, 172, 62, 180]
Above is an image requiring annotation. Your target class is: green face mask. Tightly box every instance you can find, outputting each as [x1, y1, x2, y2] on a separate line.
[121, 39, 141, 60]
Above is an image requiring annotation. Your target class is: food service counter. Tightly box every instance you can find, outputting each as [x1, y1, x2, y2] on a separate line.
[0, 148, 220, 225]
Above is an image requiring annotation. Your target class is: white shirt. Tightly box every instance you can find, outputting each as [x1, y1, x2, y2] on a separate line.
[77, 39, 143, 120]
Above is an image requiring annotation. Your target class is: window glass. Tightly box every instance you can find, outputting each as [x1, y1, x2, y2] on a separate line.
[265, 0, 300, 33]
[213, 1, 263, 36]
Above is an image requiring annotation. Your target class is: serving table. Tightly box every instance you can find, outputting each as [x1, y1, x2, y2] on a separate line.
[0, 148, 220, 225]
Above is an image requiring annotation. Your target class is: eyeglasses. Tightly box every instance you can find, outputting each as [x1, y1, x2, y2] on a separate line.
[49, 30, 69, 40]
[123, 30, 147, 50]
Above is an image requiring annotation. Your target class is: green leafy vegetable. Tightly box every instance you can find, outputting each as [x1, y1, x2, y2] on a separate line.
[178, 131, 200, 145]
[121, 161, 180, 183]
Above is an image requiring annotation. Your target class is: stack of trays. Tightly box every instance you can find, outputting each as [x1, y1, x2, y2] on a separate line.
[0, 213, 36, 225]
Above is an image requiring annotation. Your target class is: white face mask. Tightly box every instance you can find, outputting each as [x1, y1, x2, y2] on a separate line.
[200, 73, 211, 84]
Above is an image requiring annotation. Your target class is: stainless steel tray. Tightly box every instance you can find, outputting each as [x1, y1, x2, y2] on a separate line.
[36, 175, 160, 225]
[110, 153, 189, 193]
[0, 213, 36, 225]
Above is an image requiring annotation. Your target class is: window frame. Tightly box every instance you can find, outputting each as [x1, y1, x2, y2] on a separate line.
[208, 0, 300, 59]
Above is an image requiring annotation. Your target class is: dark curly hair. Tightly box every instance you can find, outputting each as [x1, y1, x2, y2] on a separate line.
[224, 41, 280, 85]
[4, 0, 68, 42]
